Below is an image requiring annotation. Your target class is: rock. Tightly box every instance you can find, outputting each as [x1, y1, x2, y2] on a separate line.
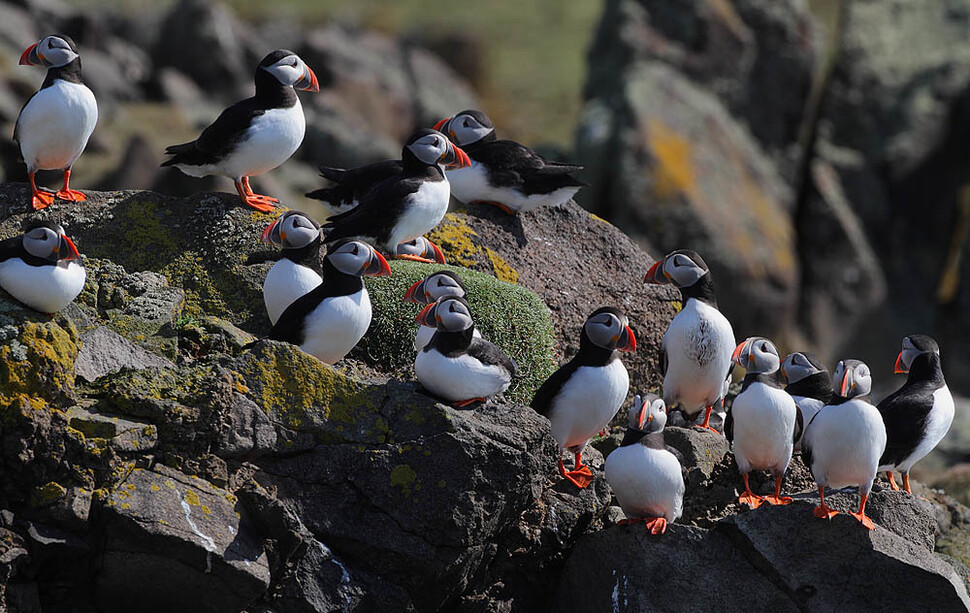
[216, 393, 277, 460]
[0, 303, 80, 406]
[65, 406, 158, 452]
[75, 326, 175, 382]
[97, 465, 271, 613]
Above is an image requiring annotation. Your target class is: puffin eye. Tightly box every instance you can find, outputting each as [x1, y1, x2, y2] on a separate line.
[351, 244, 359, 255]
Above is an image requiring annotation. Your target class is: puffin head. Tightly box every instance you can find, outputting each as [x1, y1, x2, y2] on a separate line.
[261, 210, 320, 250]
[779, 351, 827, 385]
[404, 270, 466, 304]
[732, 336, 780, 374]
[258, 49, 319, 92]
[833, 359, 872, 400]
[22, 221, 80, 263]
[433, 109, 495, 147]
[424, 296, 474, 332]
[626, 393, 667, 436]
[326, 240, 391, 277]
[894, 334, 940, 374]
[582, 306, 636, 352]
[395, 237, 446, 264]
[404, 129, 471, 170]
[644, 249, 709, 288]
[20, 35, 79, 68]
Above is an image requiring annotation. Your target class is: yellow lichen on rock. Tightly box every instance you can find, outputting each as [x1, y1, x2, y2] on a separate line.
[646, 118, 696, 200]
[0, 320, 79, 404]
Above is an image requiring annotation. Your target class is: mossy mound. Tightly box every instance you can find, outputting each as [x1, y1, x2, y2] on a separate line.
[361, 259, 557, 404]
[0, 298, 80, 406]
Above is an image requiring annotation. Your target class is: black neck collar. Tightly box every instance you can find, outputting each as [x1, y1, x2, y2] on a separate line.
[254, 68, 297, 109]
[573, 333, 618, 367]
[906, 352, 945, 388]
[320, 258, 363, 296]
[426, 326, 475, 356]
[785, 371, 834, 402]
[679, 274, 719, 308]
[43, 57, 83, 87]
[282, 236, 321, 265]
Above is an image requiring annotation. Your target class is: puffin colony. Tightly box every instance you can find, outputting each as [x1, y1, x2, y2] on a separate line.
[2, 35, 955, 535]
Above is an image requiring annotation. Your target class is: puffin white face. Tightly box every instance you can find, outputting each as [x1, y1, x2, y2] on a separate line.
[628, 394, 667, 434]
[23, 224, 80, 263]
[261, 53, 319, 91]
[21, 36, 78, 68]
[780, 352, 822, 384]
[407, 133, 451, 165]
[833, 359, 872, 399]
[262, 211, 319, 250]
[895, 335, 940, 374]
[445, 112, 493, 147]
[395, 237, 446, 264]
[433, 296, 474, 332]
[404, 271, 466, 304]
[662, 253, 707, 287]
[583, 309, 637, 352]
[326, 240, 391, 277]
[732, 337, 780, 374]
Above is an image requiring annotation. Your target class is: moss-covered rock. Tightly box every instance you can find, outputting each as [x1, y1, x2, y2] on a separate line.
[0, 301, 80, 406]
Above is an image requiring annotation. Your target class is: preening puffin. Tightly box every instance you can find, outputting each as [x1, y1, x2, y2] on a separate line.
[0, 221, 84, 313]
[260, 210, 323, 325]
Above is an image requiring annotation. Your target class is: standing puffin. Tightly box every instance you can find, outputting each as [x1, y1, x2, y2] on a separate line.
[605, 393, 685, 534]
[306, 159, 401, 217]
[780, 351, 833, 449]
[432, 110, 586, 214]
[404, 270, 479, 351]
[802, 359, 887, 530]
[260, 210, 323, 325]
[269, 239, 390, 364]
[878, 335, 954, 494]
[531, 307, 636, 488]
[162, 49, 319, 212]
[0, 221, 84, 313]
[726, 337, 800, 509]
[15, 35, 98, 211]
[321, 129, 470, 261]
[414, 296, 516, 407]
[645, 250, 735, 433]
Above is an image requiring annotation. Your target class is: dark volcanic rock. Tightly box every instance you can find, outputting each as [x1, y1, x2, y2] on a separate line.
[75, 325, 175, 382]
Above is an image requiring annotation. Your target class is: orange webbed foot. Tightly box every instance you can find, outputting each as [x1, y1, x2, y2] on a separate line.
[241, 195, 279, 212]
[452, 397, 486, 408]
[849, 511, 876, 530]
[31, 191, 55, 210]
[763, 495, 793, 506]
[644, 517, 668, 535]
[55, 188, 87, 202]
[693, 424, 721, 435]
[738, 492, 763, 509]
[813, 505, 838, 520]
[473, 200, 517, 215]
[562, 466, 595, 489]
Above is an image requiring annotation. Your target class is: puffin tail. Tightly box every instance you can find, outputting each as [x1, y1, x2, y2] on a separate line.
[161, 141, 208, 167]
[318, 165, 348, 182]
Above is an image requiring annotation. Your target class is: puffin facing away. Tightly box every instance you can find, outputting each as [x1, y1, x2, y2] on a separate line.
[433, 110, 586, 214]
[321, 129, 470, 262]
[780, 351, 833, 450]
[260, 210, 323, 325]
[605, 394, 685, 534]
[414, 296, 516, 407]
[269, 239, 390, 364]
[306, 159, 402, 217]
[404, 270, 479, 350]
[726, 337, 800, 509]
[802, 359, 887, 530]
[0, 221, 84, 313]
[645, 250, 735, 433]
[15, 35, 98, 210]
[162, 49, 319, 212]
[531, 307, 636, 488]
[878, 335, 954, 494]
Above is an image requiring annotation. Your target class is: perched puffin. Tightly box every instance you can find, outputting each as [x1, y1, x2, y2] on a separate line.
[260, 210, 323, 325]
[306, 159, 401, 217]
[404, 270, 479, 351]
[726, 337, 801, 509]
[802, 359, 887, 530]
[414, 296, 516, 407]
[162, 49, 319, 212]
[645, 250, 735, 433]
[0, 221, 84, 313]
[878, 335, 954, 494]
[15, 35, 98, 211]
[432, 110, 586, 214]
[269, 239, 390, 364]
[394, 237, 446, 264]
[321, 129, 470, 261]
[780, 351, 833, 449]
[531, 307, 636, 488]
[605, 393, 685, 534]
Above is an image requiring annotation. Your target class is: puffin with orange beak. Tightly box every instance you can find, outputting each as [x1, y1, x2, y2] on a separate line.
[15, 35, 98, 210]
[878, 335, 953, 494]
[404, 270, 481, 350]
[645, 249, 736, 433]
[269, 239, 390, 364]
[162, 49, 319, 212]
[321, 129, 470, 263]
[0, 221, 85, 313]
[531, 307, 637, 488]
[801, 359, 886, 530]
[260, 210, 323, 325]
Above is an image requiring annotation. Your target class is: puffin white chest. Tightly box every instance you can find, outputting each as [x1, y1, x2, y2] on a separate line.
[662, 299, 735, 412]
[549, 360, 630, 451]
[299, 288, 371, 365]
[791, 395, 825, 448]
[446, 163, 490, 204]
[388, 178, 451, 248]
[804, 400, 887, 490]
[605, 443, 685, 522]
[731, 382, 797, 475]
[219, 101, 306, 178]
[18, 80, 98, 171]
[0, 258, 86, 313]
[414, 342, 512, 402]
[263, 258, 322, 325]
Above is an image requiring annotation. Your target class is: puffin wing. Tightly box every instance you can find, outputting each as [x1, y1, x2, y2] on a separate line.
[724, 406, 734, 443]
[530, 358, 580, 417]
[793, 405, 804, 444]
[474, 140, 586, 194]
[658, 337, 668, 377]
[321, 172, 419, 244]
[162, 98, 262, 167]
[13, 90, 40, 144]
[0, 236, 23, 263]
[466, 337, 517, 375]
[267, 281, 346, 345]
[877, 385, 934, 468]
[308, 160, 403, 203]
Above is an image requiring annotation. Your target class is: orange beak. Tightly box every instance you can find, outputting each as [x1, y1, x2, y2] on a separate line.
[416, 302, 435, 324]
[365, 250, 392, 277]
[894, 351, 906, 374]
[442, 144, 472, 170]
[428, 241, 446, 264]
[840, 371, 851, 397]
[404, 279, 425, 303]
[260, 219, 278, 244]
[432, 117, 450, 131]
[296, 66, 320, 92]
[617, 325, 637, 352]
[731, 340, 748, 366]
[59, 235, 80, 261]
[19, 43, 38, 66]
[644, 260, 665, 284]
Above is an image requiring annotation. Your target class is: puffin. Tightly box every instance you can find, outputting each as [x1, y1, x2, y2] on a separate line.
[268, 239, 390, 364]
[260, 210, 323, 325]
[779, 351, 833, 449]
[802, 359, 887, 530]
[305, 159, 401, 217]
[414, 296, 516, 407]
[0, 221, 84, 313]
[15, 35, 98, 211]
[726, 337, 801, 509]
[404, 270, 479, 351]
[432, 110, 586, 214]
[878, 335, 954, 494]
[531, 307, 636, 488]
[604, 393, 685, 534]
[162, 49, 319, 212]
[321, 129, 470, 261]
[394, 237, 446, 264]
[644, 249, 736, 433]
